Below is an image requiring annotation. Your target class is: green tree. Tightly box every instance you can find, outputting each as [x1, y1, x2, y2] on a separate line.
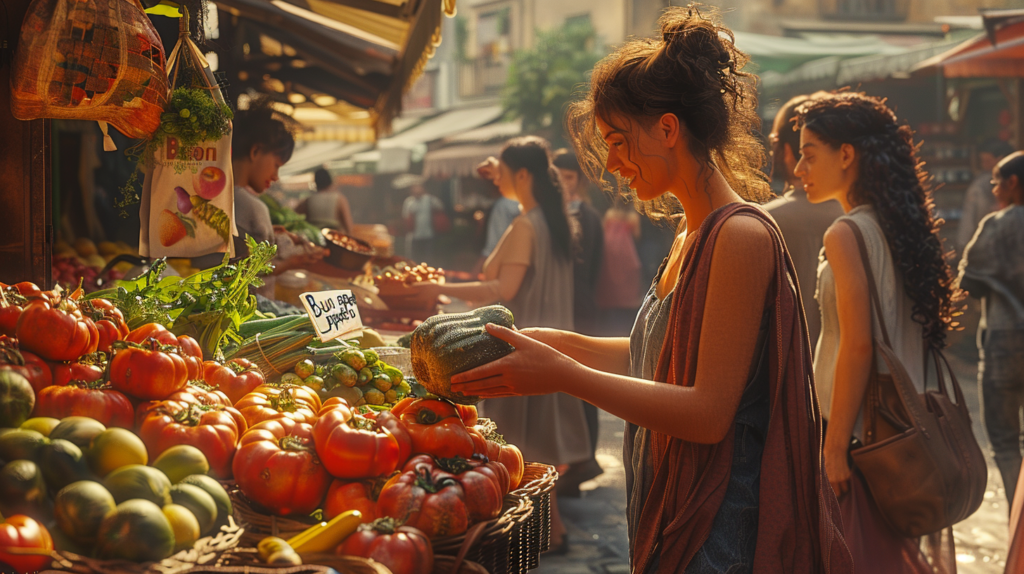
[502, 20, 603, 144]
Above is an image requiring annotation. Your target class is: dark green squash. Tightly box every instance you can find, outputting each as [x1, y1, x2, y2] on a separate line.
[410, 305, 515, 404]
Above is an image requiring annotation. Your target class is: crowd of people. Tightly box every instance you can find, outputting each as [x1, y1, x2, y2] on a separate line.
[209, 4, 1024, 572]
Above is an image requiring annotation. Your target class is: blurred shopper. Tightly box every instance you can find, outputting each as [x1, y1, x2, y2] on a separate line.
[957, 139, 1014, 254]
[554, 148, 605, 496]
[297, 168, 354, 235]
[796, 92, 962, 573]
[477, 158, 522, 260]
[595, 200, 642, 336]
[448, 7, 852, 572]
[958, 151, 1024, 506]
[400, 177, 445, 264]
[411, 136, 589, 554]
[764, 92, 842, 349]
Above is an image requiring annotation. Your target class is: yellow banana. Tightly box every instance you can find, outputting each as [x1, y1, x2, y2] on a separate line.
[288, 510, 363, 554]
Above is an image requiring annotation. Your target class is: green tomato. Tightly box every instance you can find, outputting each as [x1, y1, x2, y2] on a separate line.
[294, 359, 316, 380]
[382, 366, 404, 385]
[362, 349, 379, 366]
[331, 364, 358, 388]
[363, 389, 385, 406]
[304, 375, 325, 392]
[372, 373, 392, 393]
[357, 367, 373, 386]
[337, 349, 367, 371]
[384, 389, 399, 404]
[280, 372, 302, 385]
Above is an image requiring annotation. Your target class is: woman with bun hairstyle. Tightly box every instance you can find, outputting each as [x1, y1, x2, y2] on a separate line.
[448, 5, 852, 573]
[795, 93, 960, 572]
[412, 135, 591, 551]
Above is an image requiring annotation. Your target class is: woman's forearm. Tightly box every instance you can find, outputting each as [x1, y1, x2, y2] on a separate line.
[825, 338, 874, 453]
[525, 329, 631, 376]
[435, 281, 500, 305]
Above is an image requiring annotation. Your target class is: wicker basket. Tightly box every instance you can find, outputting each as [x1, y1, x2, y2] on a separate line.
[48, 516, 246, 574]
[224, 481, 321, 547]
[217, 547, 391, 573]
[510, 463, 558, 571]
[431, 494, 531, 574]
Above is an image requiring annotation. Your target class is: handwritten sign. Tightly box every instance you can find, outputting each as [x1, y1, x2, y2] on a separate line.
[300, 289, 363, 342]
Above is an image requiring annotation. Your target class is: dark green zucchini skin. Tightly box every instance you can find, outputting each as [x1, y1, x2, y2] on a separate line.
[410, 305, 516, 404]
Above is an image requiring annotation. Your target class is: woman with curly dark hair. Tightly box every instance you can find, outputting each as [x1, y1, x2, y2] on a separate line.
[448, 5, 853, 573]
[794, 92, 960, 573]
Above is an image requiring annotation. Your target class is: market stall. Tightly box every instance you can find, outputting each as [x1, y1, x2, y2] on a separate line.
[0, 261, 553, 574]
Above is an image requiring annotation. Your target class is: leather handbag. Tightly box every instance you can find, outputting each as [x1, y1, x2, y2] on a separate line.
[844, 219, 987, 538]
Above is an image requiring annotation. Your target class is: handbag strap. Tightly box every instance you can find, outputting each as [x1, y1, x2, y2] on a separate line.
[841, 219, 893, 349]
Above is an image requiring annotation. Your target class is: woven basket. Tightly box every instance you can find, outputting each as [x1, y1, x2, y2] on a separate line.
[223, 481, 321, 547]
[431, 494, 530, 574]
[48, 516, 246, 574]
[217, 547, 392, 574]
[432, 555, 490, 574]
[510, 463, 558, 571]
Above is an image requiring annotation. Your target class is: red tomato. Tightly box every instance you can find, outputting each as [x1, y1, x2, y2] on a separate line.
[377, 462, 469, 537]
[337, 518, 433, 574]
[455, 404, 478, 426]
[469, 427, 525, 490]
[312, 398, 406, 479]
[235, 385, 319, 428]
[49, 359, 104, 387]
[0, 339, 52, 394]
[80, 298, 129, 354]
[390, 399, 474, 459]
[323, 477, 392, 522]
[34, 381, 134, 428]
[176, 335, 203, 358]
[232, 418, 331, 516]
[0, 285, 29, 337]
[203, 358, 265, 404]
[108, 339, 188, 400]
[124, 323, 179, 346]
[15, 293, 98, 361]
[134, 381, 235, 428]
[176, 335, 204, 379]
[404, 454, 507, 521]
[0, 515, 53, 573]
[138, 400, 244, 478]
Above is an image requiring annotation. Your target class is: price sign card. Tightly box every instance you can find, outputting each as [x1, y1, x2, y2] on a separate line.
[300, 289, 364, 342]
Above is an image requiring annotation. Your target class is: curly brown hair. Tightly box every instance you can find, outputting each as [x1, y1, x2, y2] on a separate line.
[795, 92, 961, 348]
[566, 3, 772, 222]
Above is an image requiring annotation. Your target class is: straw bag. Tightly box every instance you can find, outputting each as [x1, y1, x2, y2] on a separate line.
[138, 12, 235, 259]
[844, 219, 986, 538]
[10, 0, 168, 147]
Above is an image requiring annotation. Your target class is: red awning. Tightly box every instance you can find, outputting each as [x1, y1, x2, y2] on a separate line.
[914, 16, 1024, 78]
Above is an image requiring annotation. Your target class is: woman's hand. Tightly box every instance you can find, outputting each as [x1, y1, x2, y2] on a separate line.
[405, 281, 442, 300]
[823, 442, 852, 499]
[450, 324, 580, 398]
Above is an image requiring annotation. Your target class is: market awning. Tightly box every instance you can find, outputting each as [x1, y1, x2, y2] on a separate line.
[733, 31, 910, 73]
[913, 13, 1024, 78]
[377, 105, 504, 149]
[422, 143, 503, 179]
[213, 0, 456, 139]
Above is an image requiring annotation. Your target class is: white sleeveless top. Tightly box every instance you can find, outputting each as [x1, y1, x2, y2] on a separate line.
[813, 205, 926, 435]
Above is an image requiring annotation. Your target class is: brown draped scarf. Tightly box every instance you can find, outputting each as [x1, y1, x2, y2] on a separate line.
[631, 203, 853, 574]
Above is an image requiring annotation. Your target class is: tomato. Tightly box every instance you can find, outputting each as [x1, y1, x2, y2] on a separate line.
[469, 427, 524, 490]
[405, 455, 506, 521]
[0, 515, 54, 573]
[232, 418, 330, 516]
[0, 339, 52, 394]
[235, 386, 319, 428]
[176, 335, 203, 359]
[176, 336, 204, 380]
[80, 299, 129, 354]
[202, 358, 265, 405]
[376, 462, 469, 537]
[0, 286, 29, 338]
[134, 381, 235, 428]
[312, 398, 406, 479]
[323, 477, 392, 522]
[50, 358, 104, 387]
[109, 339, 188, 400]
[124, 323, 179, 346]
[337, 518, 433, 574]
[390, 399, 474, 459]
[455, 404, 478, 427]
[34, 381, 134, 428]
[137, 400, 244, 478]
[15, 293, 98, 361]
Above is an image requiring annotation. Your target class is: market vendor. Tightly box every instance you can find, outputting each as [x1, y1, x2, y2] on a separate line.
[193, 100, 325, 299]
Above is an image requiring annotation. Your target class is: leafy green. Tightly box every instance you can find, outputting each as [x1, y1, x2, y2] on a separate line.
[85, 236, 277, 356]
[259, 194, 327, 246]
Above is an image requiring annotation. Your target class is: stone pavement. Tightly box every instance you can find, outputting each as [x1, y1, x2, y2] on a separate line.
[532, 312, 1012, 573]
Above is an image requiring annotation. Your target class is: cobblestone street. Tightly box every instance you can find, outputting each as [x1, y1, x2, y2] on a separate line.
[535, 310, 1013, 573]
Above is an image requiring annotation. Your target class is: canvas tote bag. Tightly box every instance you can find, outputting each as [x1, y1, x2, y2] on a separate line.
[844, 219, 986, 538]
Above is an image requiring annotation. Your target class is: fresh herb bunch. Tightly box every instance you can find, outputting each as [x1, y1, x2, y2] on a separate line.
[85, 236, 276, 356]
[154, 87, 234, 163]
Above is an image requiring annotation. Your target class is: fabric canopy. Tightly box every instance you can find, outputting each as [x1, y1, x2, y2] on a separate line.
[913, 18, 1024, 78]
[733, 31, 909, 73]
[423, 143, 503, 179]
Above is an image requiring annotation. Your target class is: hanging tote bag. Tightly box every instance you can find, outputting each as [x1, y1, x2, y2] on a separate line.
[11, 0, 168, 147]
[844, 219, 987, 538]
[138, 10, 236, 259]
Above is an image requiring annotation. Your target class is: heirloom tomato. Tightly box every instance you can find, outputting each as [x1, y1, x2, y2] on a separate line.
[80, 299, 129, 354]
[455, 404, 478, 426]
[203, 358, 265, 404]
[35, 381, 134, 428]
[391, 398, 474, 459]
[0, 514, 53, 574]
[176, 335, 204, 379]
[337, 518, 433, 574]
[312, 398, 408, 479]
[50, 357, 104, 387]
[324, 476, 393, 522]
[235, 385, 319, 427]
[124, 323, 179, 346]
[0, 285, 30, 338]
[138, 400, 244, 478]
[135, 381, 235, 428]
[377, 462, 469, 537]
[232, 418, 330, 516]
[109, 339, 188, 400]
[0, 338, 52, 394]
[469, 426, 525, 490]
[405, 454, 507, 521]
[16, 293, 98, 361]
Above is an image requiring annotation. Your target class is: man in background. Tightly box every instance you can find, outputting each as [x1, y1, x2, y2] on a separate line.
[958, 138, 1015, 255]
[399, 176, 444, 264]
[764, 92, 843, 350]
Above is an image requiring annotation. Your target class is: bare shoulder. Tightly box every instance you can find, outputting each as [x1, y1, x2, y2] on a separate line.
[716, 214, 775, 259]
[822, 219, 856, 253]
